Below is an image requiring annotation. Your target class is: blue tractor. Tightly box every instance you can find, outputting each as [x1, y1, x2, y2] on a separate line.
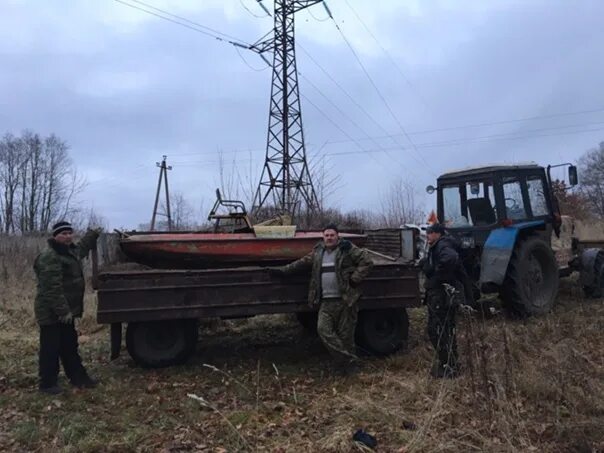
[427, 163, 603, 316]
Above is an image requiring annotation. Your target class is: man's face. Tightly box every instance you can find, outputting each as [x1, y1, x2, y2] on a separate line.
[323, 229, 339, 249]
[427, 231, 441, 246]
[54, 230, 74, 245]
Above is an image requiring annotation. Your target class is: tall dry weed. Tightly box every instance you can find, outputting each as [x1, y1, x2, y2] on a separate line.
[0, 235, 45, 324]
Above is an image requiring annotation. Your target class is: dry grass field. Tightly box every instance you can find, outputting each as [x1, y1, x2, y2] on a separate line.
[0, 235, 603, 452]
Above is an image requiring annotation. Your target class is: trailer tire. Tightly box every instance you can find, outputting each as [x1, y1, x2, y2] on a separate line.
[355, 308, 409, 356]
[126, 319, 198, 368]
[583, 251, 604, 298]
[296, 312, 318, 332]
[500, 236, 559, 316]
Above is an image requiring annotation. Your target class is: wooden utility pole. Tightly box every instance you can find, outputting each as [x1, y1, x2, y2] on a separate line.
[150, 155, 173, 231]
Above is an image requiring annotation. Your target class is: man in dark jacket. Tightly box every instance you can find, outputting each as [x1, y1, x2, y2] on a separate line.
[422, 223, 463, 378]
[34, 221, 100, 394]
[269, 224, 373, 373]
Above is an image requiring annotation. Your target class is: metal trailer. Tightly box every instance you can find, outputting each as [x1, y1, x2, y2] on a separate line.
[92, 230, 421, 368]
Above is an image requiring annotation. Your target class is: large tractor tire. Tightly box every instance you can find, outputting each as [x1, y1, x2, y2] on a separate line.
[355, 308, 409, 356]
[500, 236, 559, 316]
[583, 250, 604, 298]
[126, 319, 199, 368]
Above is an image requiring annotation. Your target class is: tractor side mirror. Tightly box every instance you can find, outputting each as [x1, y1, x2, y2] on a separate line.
[426, 185, 436, 194]
[568, 166, 578, 187]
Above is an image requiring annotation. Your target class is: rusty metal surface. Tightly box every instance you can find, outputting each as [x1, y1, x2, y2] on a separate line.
[96, 264, 420, 324]
[119, 231, 367, 269]
[364, 229, 404, 258]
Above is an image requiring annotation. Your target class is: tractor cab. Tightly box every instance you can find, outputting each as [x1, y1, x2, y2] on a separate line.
[426, 162, 579, 316]
[428, 163, 578, 248]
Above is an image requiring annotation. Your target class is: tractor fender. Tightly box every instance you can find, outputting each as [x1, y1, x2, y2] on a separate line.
[480, 220, 546, 288]
[579, 248, 604, 288]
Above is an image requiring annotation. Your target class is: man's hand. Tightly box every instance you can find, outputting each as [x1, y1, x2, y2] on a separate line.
[349, 278, 359, 289]
[58, 312, 73, 324]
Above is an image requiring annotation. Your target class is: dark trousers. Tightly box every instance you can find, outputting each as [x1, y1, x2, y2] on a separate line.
[39, 322, 88, 388]
[426, 288, 458, 370]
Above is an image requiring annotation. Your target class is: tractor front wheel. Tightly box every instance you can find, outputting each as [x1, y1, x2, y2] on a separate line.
[500, 236, 559, 316]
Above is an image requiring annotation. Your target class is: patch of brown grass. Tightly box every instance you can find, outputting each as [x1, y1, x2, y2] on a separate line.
[0, 241, 603, 451]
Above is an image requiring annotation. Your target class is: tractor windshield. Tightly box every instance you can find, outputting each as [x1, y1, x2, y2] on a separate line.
[442, 180, 497, 228]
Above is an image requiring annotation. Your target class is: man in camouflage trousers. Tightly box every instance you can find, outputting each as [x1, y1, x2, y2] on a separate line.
[422, 223, 464, 379]
[269, 224, 373, 373]
[34, 221, 101, 394]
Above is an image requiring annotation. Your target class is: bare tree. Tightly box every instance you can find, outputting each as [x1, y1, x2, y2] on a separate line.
[578, 141, 604, 218]
[170, 192, 195, 230]
[552, 180, 591, 220]
[377, 177, 425, 227]
[216, 149, 259, 215]
[0, 133, 27, 233]
[0, 131, 85, 233]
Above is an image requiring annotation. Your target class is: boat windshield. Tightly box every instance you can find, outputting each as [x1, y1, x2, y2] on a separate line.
[442, 180, 498, 227]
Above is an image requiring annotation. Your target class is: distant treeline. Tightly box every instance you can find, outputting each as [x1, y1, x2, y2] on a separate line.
[0, 131, 84, 233]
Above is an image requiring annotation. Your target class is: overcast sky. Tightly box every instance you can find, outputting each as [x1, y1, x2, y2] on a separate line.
[2, 0, 604, 228]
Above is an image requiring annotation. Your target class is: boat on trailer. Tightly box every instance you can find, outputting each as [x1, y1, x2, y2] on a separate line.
[118, 229, 367, 269]
[118, 189, 366, 269]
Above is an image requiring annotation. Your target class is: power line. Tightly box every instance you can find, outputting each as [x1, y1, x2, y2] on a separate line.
[114, 0, 379, 173]
[113, 0, 251, 47]
[299, 93, 397, 175]
[168, 124, 604, 166]
[235, 46, 268, 72]
[342, 0, 431, 112]
[323, 5, 434, 174]
[298, 44, 429, 173]
[239, 0, 270, 18]
[128, 0, 248, 43]
[398, 107, 604, 136]
[298, 45, 406, 143]
[323, 119, 604, 146]
[307, 7, 330, 22]
[298, 70, 420, 171]
[167, 116, 604, 159]
[324, 125, 604, 156]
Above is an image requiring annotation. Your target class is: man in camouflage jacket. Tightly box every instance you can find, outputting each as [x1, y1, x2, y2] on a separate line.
[270, 224, 373, 372]
[34, 221, 100, 394]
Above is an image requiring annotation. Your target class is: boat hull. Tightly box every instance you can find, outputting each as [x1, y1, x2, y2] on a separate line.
[119, 232, 367, 269]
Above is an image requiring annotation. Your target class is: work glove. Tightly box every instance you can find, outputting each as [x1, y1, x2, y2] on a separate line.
[266, 267, 284, 277]
[58, 312, 73, 324]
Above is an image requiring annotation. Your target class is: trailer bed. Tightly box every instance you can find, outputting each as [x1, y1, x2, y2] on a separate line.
[97, 263, 420, 324]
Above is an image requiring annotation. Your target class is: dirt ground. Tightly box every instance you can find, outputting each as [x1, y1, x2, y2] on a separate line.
[1, 274, 603, 452]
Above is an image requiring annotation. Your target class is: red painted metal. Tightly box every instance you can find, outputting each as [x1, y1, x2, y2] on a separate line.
[119, 232, 367, 269]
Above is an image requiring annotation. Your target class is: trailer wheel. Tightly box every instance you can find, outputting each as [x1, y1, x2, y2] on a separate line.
[583, 251, 604, 298]
[355, 308, 409, 356]
[500, 236, 559, 316]
[296, 312, 318, 332]
[126, 319, 198, 368]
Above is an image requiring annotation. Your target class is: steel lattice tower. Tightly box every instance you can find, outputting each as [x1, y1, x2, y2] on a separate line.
[251, 0, 321, 217]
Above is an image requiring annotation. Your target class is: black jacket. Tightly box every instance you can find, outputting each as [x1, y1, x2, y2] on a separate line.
[423, 236, 460, 289]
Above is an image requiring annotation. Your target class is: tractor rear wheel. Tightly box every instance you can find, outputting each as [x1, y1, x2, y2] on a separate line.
[500, 236, 559, 316]
[583, 251, 604, 298]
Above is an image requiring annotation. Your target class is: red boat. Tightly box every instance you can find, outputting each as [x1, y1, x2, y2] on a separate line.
[119, 230, 367, 269]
